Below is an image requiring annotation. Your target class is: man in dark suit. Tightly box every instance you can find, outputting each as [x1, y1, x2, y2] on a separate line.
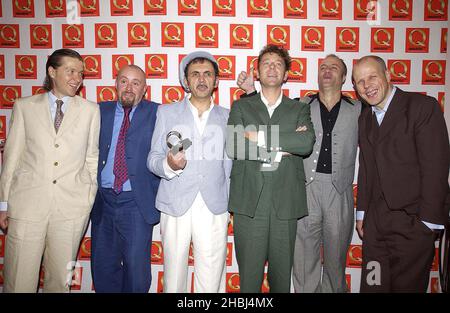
[90, 65, 160, 293]
[352, 55, 449, 292]
[227, 45, 315, 292]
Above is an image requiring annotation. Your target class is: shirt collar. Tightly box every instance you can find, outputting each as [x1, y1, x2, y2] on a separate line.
[48, 92, 71, 106]
[116, 101, 138, 113]
[186, 95, 214, 119]
[371, 86, 396, 115]
[260, 91, 283, 110]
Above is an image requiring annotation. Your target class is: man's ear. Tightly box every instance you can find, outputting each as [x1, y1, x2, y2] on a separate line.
[48, 66, 56, 79]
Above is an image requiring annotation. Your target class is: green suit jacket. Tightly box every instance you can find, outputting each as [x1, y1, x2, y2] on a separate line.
[226, 93, 315, 220]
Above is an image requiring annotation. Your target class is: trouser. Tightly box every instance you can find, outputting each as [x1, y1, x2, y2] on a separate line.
[293, 173, 354, 293]
[233, 175, 297, 293]
[91, 188, 154, 293]
[360, 196, 437, 292]
[3, 210, 89, 293]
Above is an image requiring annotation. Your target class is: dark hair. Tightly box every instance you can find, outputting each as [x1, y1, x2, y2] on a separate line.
[324, 54, 348, 77]
[43, 49, 83, 91]
[184, 57, 219, 80]
[257, 44, 291, 72]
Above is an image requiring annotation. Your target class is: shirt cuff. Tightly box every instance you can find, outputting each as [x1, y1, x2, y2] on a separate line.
[422, 221, 445, 230]
[163, 157, 183, 179]
[356, 211, 365, 221]
[257, 131, 266, 148]
[0, 201, 7, 211]
[274, 152, 283, 163]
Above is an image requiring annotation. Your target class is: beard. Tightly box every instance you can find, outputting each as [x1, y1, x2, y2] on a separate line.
[120, 92, 136, 107]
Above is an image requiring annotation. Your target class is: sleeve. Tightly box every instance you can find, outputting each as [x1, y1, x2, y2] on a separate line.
[415, 97, 450, 224]
[0, 99, 26, 204]
[276, 102, 315, 156]
[85, 104, 100, 184]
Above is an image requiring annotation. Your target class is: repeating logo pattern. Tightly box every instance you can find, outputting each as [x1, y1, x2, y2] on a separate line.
[0, 0, 447, 293]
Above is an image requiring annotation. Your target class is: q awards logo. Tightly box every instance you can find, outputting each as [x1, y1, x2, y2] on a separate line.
[62, 24, 84, 48]
[13, 0, 35, 17]
[128, 23, 150, 47]
[248, 0, 272, 17]
[112, 54, 134, 79]
[30, 24, 52, 49]
[354, 0, 377, 20]
[405, 28, 429, 53]
[336, 27, 359, 52]
[78, 0, 100, 17]
[145, 54, 167, 79]
[267, 25, 290, 49]
[302, 26, 325, 51]
[161, 23, 184, 47]
[230, 24, 253, 49]
[178, 0, 201, 15]
[346, 244, 363, 267]
[144, 0, 166, 14]
[110, 0, 133, 15]
[319, 0, 342, 20]
[78, 237, 91, 260]
[422, 60, 446, 85]
[151, 241, 164, 265]
[15, 55, 37, 79]
[96, 86, 117, 103]
[213, 0, 236, 16]
[424, 0, 448, 20]
[370, 27, 395, 53]
[0, 85, 21, 108]
[0, 24, 20, 48]
[45, 0, 67, 17]
[284, 0, 307, 18]
[82, 55, 102, 79]
[162, 86, 185, 104]
[95, 23, 117, 48]
[32, 86, 47, 95]
[215, 55, 236, 80]
[389, 0, 412, 21]
[196, 23, 219, 48]
[288, 57, 307, 83]
[387, 59, 411, 84]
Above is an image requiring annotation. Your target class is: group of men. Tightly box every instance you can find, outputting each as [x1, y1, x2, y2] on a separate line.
[0, 45, 448, 293]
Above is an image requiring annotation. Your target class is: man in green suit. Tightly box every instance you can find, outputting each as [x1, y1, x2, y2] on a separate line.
[226, 45, 315, 292]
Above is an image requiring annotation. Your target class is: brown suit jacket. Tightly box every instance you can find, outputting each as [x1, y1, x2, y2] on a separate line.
[357, 88, 449, 225]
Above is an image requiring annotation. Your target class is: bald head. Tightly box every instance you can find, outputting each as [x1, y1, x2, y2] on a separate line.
[116, 65, 147, 107]
[352, 55, 392, 109]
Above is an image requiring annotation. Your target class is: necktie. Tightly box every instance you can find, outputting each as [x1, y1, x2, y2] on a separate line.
[54, 99, 64, 133]
[113, 106, 132, 194]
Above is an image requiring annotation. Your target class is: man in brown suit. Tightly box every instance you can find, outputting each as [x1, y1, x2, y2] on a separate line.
[352, 55, 449, 292]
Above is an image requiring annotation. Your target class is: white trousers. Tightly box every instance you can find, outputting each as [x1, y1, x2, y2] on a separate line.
[160, 196, 228, 293]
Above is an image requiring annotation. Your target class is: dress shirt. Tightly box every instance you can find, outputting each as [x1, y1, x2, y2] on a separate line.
[356, 87, 443, 230]
[101, 102, 137, 191]
[316, 98, 341, 174]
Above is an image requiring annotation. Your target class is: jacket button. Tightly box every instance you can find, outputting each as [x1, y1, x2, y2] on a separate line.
[54, 162, 58, 166]
[54, 144, 59, 148]
[53, 180, 57, 184]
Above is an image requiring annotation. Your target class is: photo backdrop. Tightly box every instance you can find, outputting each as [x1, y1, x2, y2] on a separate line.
[0, 0, 448, 293]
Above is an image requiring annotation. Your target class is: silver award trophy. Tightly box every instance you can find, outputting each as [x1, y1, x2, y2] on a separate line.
[166, 130, 192, 154]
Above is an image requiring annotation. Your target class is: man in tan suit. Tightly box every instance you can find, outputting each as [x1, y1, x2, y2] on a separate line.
[0, 49, 100, 292]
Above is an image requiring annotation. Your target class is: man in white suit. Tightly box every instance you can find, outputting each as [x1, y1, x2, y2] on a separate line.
[148, 51, 231, 292]
[0, 49, 100, 292]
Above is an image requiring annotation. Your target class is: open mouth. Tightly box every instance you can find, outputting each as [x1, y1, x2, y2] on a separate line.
[366, 89, 378, 99]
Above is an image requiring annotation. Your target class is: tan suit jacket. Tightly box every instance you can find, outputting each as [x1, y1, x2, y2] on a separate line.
[0, 93, 100, 221]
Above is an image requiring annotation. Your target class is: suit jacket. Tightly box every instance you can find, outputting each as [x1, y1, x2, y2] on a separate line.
[301, 94, 361, 194]
[358, 88, 450, 225]
[0, 93, 100, 221]
[226, 93, 315, 220]
[148, 97, 231, 217]
[91, 100, 161, 225]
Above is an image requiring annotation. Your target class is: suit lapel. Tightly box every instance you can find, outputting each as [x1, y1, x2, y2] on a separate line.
[270, 95, 291, 125]
[377, 89, 407, 143]
[33, 93, 55, 136]
[127, 101, 146, 137]
[249, 94, 270, 125]
[56, 96, 81, 138]
[102, 102, 116, 152]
